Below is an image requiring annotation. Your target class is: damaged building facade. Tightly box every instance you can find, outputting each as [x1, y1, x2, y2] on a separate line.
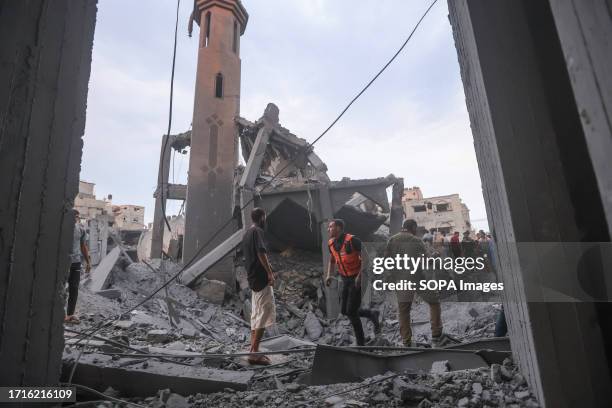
[402, 186, 472, 234]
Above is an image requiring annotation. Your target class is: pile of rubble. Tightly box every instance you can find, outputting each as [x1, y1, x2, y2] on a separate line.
[111, 359, 539, 408]
[63, 248, 536, 407]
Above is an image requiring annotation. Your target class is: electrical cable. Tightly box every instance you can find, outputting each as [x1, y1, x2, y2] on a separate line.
[159, 0, 181, 232]
[66, 0, 439, 382]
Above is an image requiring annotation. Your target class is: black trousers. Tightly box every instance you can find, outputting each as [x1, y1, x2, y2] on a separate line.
[66, 262, 81, 316]
[340, 275, 376, 346]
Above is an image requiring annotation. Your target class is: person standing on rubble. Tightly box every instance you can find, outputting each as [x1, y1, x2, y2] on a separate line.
[65, 209, 91, 324]
[325, 219, 381, 346]
[242, 207, 277, 365]
[385, 219, 455, 348]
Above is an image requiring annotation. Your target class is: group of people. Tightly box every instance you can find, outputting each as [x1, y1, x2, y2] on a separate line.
[423, 228, 496, 267]
[241, 208, 460, 365]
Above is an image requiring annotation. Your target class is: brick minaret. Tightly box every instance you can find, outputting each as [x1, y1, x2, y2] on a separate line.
[184, 0, 248, 284]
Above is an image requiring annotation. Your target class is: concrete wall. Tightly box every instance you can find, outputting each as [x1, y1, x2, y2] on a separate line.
[0, 0, 97, 385]
[113, 205, 145, 230]
[448, 0, 612, 406]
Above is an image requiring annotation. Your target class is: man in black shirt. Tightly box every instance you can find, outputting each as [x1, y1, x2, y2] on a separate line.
[242, 207, 277, 365]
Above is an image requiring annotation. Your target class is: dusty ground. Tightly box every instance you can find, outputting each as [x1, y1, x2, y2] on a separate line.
[63, 249, 538, 407]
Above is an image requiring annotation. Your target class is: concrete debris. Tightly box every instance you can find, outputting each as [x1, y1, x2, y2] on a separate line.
[431, 360, 450, 374]
[63, 251, 538, 407]
[95, 288, 122, 299]
[62, 352, 253, 397]
[392, 378, 433, 403]
[165, 393, 189, 408]
[491, 363, 503, 383]
[147, 330, 171, 343]
[304, 311, 323, 340]
[88, 246, 120, 292]
[260, 335, 315, 351]
[194, 278, 227, 305]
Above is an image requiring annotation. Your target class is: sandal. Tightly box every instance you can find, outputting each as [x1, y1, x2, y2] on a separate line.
[248, 354, 271, 366]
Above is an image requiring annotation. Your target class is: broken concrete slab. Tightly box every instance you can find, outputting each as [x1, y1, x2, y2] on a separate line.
[194, 278, 227, 305]
[113, 320, 135, 330]
[147, 329, 172, 343]
[180, 230, 243, 287]
[311, 345, 491, 385]
[260, 335, 315, 351]
[62, 352, 253, 396]
[95, 288, 121, 299]
[89, 246, 120, 292]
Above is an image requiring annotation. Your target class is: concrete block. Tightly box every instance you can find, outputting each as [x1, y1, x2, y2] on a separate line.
[304, 311, 323, 340]
[147, 330, 171, 343]
[62, 353, 253, 396]
[180, 230, 243, 287]
[431, 360, 450, 374]
[89, 246, 120, 292]
[194, 278, 227, 305]
[95, 288, 121, 299]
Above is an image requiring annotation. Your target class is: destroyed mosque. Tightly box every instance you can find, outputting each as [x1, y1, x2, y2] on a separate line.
[3, 0, 612, 407]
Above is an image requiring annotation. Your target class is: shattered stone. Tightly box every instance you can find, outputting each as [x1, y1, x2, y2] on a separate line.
[194, 278, 227, 305]
[304, 311, 323, 340]
[113, 320, 134, 330]
[96, 288, 122, 299]
[515, 390, 531, 399]
[431, 360, 450, 374]
[180, 326, 198, 338]
[158, 389, 171, 403]
[325, 396, 345, 406]
[370, 392, 390, 403]
[457, 396, 470, 407]
[165, 393, 189, 408]
[287, 318, 300, 330]
[393, 378, 433, 402]
[511, 373, 527, 386]
[285, 383, 305, 393]
[417, 399, 433, 408]
[147, 329, 171, 343]
[472, 382, 483, 395]
[491, 364, 503, 383]
[500, 365, 514, 381]
[345, 400, 367, 407]
[166, 341, 186, 351]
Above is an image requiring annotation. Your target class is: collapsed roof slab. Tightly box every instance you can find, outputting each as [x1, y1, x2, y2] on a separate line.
[310, 345, 504, 386]
[257, 175, 398, 215]
[62, 352, 253, 396]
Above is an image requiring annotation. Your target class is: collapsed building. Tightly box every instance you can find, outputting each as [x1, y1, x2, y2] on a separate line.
[148, 103, 403, 316]
[146, 0, 404, 318]
[3, 0, 612, 407]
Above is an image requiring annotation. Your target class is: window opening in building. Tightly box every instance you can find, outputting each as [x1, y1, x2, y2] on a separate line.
[204, 12, 211, 47]
[215, 73, 223, 98]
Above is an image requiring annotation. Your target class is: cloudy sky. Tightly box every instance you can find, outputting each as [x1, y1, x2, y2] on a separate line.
[81, 0, 489, 231]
